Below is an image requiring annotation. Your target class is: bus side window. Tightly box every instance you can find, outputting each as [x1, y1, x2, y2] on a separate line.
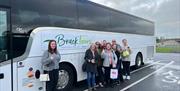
[0, 10, 8, 62]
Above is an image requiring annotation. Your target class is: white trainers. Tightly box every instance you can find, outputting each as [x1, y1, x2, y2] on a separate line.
[99, 83, 104, 87]
[123, 75, 126, 79]
[127, 76, 130, 80]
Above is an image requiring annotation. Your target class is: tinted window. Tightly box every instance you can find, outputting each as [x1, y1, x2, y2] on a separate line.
[0, 0, 10, 6]
[110, 11, 131, 33]
[128, 15, 154, 35]
[11, 0, 78, 34]
[110, 10, 154, 35]
[78, 0, 110, 31]
[11, 0, 154, 36]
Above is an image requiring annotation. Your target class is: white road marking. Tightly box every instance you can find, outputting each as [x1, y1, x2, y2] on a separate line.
[178, 80, 180, 85]
[161, 70, 180, 84]
[131, 61, 160, 74]
[156, 62, 180, 70]
[83, 61, 160, 91]
[120, 61, 174, 91]
[150, 65, 162, 69]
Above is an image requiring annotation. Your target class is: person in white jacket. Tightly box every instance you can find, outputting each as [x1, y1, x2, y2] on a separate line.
[121, 39, 132, 80]
[101, 42, 117, 87]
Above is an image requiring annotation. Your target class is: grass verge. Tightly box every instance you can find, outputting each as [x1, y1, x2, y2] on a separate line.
[156, 46, 180, 53]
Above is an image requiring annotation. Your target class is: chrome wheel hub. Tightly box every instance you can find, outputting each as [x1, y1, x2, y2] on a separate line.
[137, 57, 142, 67]
[57, 70, 69, 89]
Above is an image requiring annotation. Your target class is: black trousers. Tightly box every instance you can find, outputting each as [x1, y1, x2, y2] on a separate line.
[44, 69, 59, 91]
[104, 65, 115, 86]
[122, 61, 130, 76]
[97, 66, 104, 84]
[117, 59, 124, 82]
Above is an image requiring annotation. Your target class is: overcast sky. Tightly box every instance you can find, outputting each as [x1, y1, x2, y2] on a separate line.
[90, 0, 180, 39]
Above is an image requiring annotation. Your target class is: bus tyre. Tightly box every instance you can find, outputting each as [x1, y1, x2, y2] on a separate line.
[57, 64, 74, 91]
[135, 53, 143, 68]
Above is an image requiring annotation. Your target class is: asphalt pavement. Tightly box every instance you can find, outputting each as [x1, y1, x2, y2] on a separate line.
[73, 53, 180, 91]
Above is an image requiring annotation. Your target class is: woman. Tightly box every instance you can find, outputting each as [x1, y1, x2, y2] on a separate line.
[112, 44, 124, 85]
[121, 39, 131, 80]
[41, 40, 61, 91]
[101, 43, 117, 87]
[101, 40, 107, 49]
[84, 43, 99, 91]
[95, 41, 104, 87]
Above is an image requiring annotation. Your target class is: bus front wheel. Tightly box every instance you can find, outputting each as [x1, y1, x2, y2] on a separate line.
[57, 64, 74, 91]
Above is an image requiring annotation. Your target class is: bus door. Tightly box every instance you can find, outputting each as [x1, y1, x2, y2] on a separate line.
[0, 7, 12, 91]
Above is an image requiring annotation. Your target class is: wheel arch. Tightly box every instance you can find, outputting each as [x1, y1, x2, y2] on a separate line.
[59, 62, 77, 84]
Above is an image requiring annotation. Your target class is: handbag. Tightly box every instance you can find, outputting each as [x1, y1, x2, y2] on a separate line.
[110, 69, 118, 79]
[82, 61, 87, 72]
[40, 74, 50, 81]
[122, 50, 130, 57]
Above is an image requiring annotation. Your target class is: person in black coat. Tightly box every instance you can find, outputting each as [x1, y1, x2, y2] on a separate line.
[84, 43, 99, 91]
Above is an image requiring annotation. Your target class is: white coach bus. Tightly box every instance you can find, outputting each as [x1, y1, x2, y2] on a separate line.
[0, 0, 155, 91]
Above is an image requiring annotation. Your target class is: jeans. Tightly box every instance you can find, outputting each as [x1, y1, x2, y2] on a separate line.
[122, 61, 130, 76]
[87, 72, 96, 88]
[45, 69, 59, 91]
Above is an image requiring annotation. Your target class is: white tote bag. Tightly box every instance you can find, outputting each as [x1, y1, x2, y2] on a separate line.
[110, 69, 118, 79]
[40, 74, 50, 81]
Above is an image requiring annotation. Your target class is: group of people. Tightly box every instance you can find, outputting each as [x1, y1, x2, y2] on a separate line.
[84, 39, 131, 91]
[41, 39, 131, 91]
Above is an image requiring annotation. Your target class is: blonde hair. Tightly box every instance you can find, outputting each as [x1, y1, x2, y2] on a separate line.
[89, 43, 96, 50]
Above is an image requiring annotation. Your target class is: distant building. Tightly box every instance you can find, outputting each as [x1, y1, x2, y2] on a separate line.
[156, 38, 180, 47]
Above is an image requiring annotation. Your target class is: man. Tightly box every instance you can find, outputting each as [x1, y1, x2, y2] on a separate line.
[112, 39, 121, 50]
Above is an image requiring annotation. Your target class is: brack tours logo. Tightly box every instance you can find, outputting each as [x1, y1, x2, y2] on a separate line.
[44, 34, 91, 47]
[56, 34, 78, 46]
